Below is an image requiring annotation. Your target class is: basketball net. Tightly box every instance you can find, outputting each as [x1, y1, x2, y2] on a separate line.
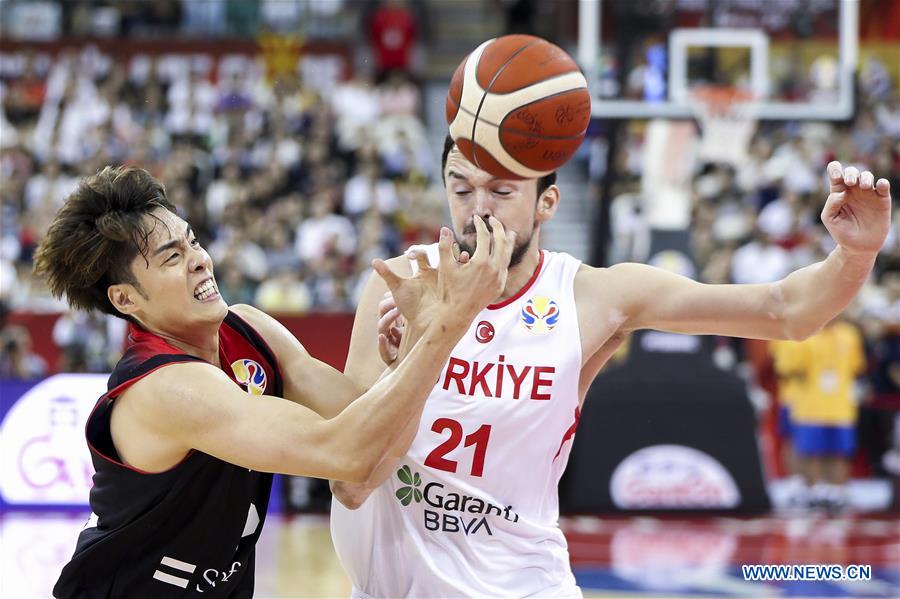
[690, 86, 758, 167]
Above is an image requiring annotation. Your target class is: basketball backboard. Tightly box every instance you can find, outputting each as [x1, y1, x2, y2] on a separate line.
[578, 0, 859, 121]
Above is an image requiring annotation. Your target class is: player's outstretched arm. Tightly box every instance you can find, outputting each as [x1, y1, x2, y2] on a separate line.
[118, 223, 513, 483]
[597, 162, 891, 340]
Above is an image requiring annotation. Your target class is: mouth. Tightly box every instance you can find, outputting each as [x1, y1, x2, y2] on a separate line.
[193, 278, 220, 302]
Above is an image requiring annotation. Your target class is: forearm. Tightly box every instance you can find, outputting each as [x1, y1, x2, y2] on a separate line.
[331, 451, 403, 508]
[779, 246, 875, 339]
[329, 320, 460, 481]
[331, 399, 425, 508]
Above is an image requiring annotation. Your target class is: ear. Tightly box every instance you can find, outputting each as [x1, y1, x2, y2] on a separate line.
[107, 284, 140, 317]
[535, 185, 560, 223]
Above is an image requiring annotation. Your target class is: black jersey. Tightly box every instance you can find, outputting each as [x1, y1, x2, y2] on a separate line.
[54, 311, 284, 599]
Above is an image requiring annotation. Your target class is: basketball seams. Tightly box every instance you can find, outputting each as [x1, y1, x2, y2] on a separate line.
[499, 129, 586, 142]
[475, 72, 587, 125]
[486, 69, 583, 96]
[447, 35, 591, 179]
[471, 38, 540, 170]
[498, 87, 591, 140]
[447, 94, 501, 128]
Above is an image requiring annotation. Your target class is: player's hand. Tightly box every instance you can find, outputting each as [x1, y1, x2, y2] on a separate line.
[372, 217, 515, 334]
[376, 291, 402, 366]
[821, 161, 892, 256]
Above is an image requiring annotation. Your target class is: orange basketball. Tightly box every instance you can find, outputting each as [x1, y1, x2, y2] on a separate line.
[445, 35, 592, 180]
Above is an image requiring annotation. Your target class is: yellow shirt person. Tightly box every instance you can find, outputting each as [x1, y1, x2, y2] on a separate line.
[779, 320, 866, 458]
[790, 321, 866, 427]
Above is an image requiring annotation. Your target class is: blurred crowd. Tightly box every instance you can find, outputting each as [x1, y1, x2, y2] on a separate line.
[599, 57, 900, 501]
[0, 25, 438, 375]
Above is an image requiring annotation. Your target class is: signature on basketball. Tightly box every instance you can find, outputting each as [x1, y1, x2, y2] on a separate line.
[513, 109, 544, 134]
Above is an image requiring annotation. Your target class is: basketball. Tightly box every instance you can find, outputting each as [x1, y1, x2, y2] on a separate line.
[445, 35, 592, 180]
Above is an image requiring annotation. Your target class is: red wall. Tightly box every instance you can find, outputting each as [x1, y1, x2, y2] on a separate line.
[7, 311, 355, 373]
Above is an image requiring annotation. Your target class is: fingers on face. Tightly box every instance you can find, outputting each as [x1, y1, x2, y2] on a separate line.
[471, 215, 490, 261]
[487, 216, 515, 265]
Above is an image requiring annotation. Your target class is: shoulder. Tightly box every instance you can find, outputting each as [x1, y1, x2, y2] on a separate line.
[229, 304, 307, 357]
[230, 304, 275, 332]
[123, 360, 234, 424]
[573, 262, 642, 299]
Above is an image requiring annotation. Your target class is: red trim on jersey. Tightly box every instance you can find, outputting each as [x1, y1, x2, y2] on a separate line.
[487, 250, 545, 310]
[553, 406, 581, 460]
[87, 362, 197, 476]
[227, 311, 285, 390]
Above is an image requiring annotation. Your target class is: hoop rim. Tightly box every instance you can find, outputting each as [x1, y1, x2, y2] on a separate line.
[690, 85, 757, 118]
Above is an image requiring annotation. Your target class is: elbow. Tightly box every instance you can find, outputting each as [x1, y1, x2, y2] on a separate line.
[331, 481, 372, 510]
[782, 316, 822, 342]
[320, 419, 380, 483]
[335, 453, 377, 484]
[773, 287, 822, 341]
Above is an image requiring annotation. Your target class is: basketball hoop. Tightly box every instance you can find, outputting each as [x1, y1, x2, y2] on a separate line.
[690, 86, 759, 167]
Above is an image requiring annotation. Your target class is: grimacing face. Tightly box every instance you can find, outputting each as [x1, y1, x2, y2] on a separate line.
[109, 208, 227, 333]
[443, 147, 556, 267]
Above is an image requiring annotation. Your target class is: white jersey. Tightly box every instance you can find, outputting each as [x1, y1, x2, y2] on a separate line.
[331, 248, 584, 598]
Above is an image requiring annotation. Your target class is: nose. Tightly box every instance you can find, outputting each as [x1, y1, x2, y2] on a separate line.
[472, 189, 494, 220]
[188, 245, 210, 273]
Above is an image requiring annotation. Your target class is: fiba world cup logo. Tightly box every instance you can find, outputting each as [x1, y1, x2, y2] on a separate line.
[230, 359, 267, 396]
[521, 296, 560, 334]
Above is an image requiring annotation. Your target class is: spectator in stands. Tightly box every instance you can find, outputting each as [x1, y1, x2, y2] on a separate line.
[296, 190, 356, 264]
[255, 266, 313, 314]
[859, 265, 900, 477]
[368, 0, 418, 82]
[731, 228, 794, 285]
[52, 311, 126, 374]
[782, 315, 867, 510]
[343, 161, 399, 218]
[0, 325, 47, 379]
[770, 339, 809, 507]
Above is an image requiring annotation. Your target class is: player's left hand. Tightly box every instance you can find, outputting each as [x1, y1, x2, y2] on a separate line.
[821, 161, 892, 256]
[376, 291, 402, 366]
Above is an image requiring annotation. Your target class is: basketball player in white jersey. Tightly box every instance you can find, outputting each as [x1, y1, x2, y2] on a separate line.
[330, 136, 892, 598]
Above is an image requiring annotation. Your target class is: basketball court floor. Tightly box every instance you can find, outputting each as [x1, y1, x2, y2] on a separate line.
[2, 509, 897, 598]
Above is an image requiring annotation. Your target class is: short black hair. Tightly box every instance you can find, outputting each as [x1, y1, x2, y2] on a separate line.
[33, 166, 175, 319]
[441, 135, 557, 197]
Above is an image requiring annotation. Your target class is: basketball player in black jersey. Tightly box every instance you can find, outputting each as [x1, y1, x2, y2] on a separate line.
[34, 166, 516, 598]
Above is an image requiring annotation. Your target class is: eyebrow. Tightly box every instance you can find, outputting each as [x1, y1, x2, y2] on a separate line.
[153, 223, 193, 257]
[448, 170, 501, 184]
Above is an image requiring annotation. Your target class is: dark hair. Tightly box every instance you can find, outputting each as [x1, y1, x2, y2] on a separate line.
[33, 166, 176, 319]
[441, 135, 557, 197]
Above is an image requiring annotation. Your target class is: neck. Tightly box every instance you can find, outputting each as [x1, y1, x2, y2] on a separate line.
[495, 242, 542, 304]
[145, 321, 221, 367]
